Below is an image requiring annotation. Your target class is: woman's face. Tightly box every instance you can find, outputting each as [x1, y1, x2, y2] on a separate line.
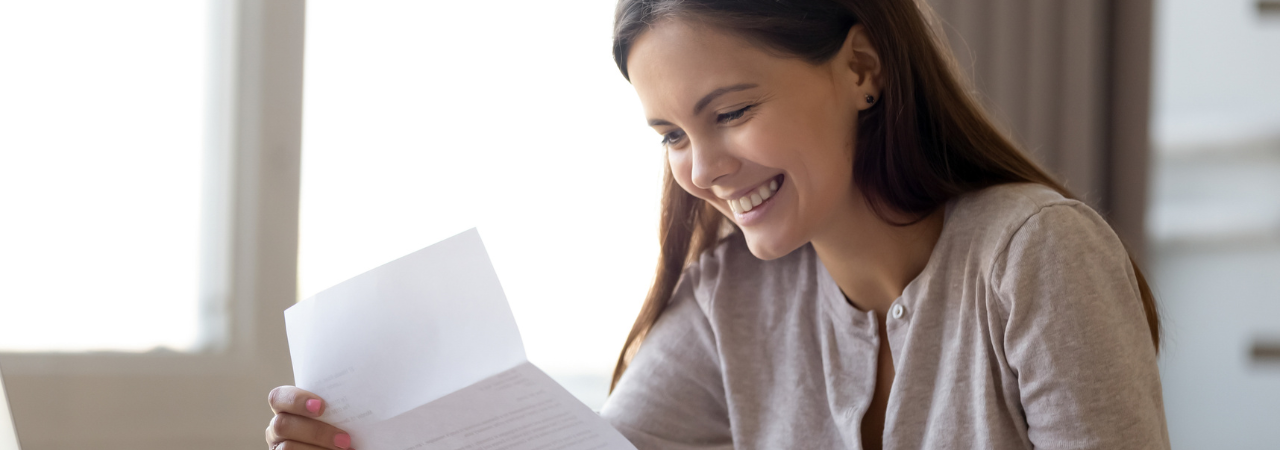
[628, 19, 880, 260]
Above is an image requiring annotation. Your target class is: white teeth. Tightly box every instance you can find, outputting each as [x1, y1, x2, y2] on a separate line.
[727, 177, 781, 215]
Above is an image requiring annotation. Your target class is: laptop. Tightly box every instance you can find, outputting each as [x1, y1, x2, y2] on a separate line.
[0, 363, 22, 450]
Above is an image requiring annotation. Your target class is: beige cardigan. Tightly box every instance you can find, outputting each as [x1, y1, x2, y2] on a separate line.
[601, 183, 1169, 449]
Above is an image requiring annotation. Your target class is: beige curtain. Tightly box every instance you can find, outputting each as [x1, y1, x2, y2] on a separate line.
[923, 0, 1154, 257]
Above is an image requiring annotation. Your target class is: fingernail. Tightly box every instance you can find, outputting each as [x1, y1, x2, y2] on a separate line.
[306, 399, 322, 415]
[334, 433, 351, 449]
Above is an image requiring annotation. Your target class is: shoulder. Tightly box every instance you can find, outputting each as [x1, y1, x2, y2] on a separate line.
[937, 182, 1128, 294]
[951, 182, 1125, 261]
[947, 182, 1079, 230]
[942, 182, 1112, 257]
[943, 183, 1136, 317]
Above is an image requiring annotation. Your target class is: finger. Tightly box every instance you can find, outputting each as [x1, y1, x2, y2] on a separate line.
[269, 386, 325, 417]
[266, 413, 353, 450]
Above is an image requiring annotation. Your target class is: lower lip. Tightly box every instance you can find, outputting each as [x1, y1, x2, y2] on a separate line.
[733, 176, 783, 226]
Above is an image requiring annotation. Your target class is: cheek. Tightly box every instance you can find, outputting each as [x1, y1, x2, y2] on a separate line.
[736, 115, 849, 187]
[739, 108, 857, 214]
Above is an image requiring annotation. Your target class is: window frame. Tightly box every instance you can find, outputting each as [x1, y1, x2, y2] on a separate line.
[0, 1, 305, 447]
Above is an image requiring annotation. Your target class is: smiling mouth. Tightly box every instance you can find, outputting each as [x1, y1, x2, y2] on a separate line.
[727, 174, 784, 214]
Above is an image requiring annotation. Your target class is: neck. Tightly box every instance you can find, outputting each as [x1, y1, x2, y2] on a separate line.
[811, 198, 945, 316]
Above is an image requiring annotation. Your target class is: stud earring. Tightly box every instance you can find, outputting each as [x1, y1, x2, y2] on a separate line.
[865, 94, 876, 104]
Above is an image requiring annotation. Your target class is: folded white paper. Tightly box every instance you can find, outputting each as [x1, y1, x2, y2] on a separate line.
[285, 228, 635, 450]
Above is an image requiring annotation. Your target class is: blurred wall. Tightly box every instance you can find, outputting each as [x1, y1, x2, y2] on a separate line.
[1147, 0, 1280, 447]
[1153, 0, 1280, 148]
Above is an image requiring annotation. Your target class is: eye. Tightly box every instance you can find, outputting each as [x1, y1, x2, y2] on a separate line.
[660, 129, 686, 147]
[716, 104, 756, 124]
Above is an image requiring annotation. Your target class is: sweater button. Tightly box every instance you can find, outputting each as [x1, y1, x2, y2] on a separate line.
[891, 304, 905, 319]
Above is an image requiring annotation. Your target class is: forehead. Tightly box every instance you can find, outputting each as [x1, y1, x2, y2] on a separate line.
[627, 20, 804, 119]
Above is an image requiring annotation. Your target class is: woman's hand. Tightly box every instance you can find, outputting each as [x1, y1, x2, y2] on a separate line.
[265, 386, 353, 450]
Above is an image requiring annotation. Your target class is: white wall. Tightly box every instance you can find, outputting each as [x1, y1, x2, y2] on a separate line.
[1149, 1, 1280, 448]
[1153, 0, 1280, 148]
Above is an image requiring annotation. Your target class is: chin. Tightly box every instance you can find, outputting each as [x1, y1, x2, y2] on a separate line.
[740, 229, 806, 261]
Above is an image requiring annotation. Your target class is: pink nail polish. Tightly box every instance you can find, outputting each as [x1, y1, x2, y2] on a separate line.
[306, 399, 322, 415]
[334, 433, 351, 449]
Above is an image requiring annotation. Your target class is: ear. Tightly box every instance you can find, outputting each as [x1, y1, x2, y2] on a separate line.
[834, 24, 882, 110]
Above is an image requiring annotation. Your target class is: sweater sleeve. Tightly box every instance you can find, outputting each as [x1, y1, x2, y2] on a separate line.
[993, 202, 1170, 449]
[599, 264, 733, 450]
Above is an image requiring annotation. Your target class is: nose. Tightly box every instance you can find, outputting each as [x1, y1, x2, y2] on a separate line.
[689, 137, 739, 190]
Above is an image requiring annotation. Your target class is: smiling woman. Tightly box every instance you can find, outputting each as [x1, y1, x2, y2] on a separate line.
[265, 1, 1169, 449]
[600, 1, 1168, 449]
[630, 20, 879, 258]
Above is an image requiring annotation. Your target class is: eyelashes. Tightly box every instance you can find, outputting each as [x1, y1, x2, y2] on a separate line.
[716, 104, 755, 123]
[660, 104, 757, 147]
[660, 130, 686, 147]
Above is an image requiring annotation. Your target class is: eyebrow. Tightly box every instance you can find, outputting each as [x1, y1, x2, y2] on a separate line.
[647, 83, 760, 127]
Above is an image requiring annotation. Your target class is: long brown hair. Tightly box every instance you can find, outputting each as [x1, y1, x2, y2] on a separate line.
[609, 0, 1160, 390]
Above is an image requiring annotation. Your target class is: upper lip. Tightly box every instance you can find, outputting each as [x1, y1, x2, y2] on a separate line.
[716, 175, 778, 201]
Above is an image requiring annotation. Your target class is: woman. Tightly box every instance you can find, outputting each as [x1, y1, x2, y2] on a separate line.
[266, 0, 1169, 449]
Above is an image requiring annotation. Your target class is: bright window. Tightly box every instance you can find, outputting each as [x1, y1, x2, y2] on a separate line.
[299, 1, 662, 400]
[0, 1, 209, 352]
